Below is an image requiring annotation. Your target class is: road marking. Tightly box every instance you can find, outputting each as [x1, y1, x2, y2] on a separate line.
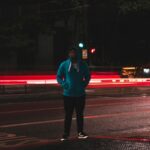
[1, 108, 150, 128]
[0, 107, 64, 114]
[0, 119, 64, 128]
[0, 100, 149, 114]
[0, 132, 49, 149]
[0, 133, 15, 138]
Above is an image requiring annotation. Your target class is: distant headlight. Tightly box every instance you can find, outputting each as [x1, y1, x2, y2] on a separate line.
[143, 68, 150, 74]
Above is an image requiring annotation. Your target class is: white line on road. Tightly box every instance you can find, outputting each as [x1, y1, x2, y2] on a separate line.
[0, 132, 50, 148]
[0, 107, 64, 114]
[0, 119, 64, 128]
[0, 100, 149, 114]
[0, 98, 150, 115]
[1, 108, 150, 128]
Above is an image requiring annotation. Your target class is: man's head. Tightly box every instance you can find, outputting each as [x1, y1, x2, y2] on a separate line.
[68, 49, 78, 62]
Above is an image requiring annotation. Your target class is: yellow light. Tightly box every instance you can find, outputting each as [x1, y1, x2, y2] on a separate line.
[122, 67, 136, 70]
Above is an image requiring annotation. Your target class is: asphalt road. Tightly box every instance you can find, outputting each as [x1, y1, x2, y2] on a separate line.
[1, 87, 150, 149]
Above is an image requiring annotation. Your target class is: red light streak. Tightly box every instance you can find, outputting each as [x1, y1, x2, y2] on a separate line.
[0, 73, 150, 88]
[90, 48, 96, 54]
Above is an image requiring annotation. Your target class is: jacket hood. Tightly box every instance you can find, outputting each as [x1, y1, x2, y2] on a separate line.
[68, 48, 82, 72]
[68, 58, 80, 72]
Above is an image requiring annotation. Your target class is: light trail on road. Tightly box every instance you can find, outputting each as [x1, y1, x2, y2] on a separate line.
[0, 74, 150, 87]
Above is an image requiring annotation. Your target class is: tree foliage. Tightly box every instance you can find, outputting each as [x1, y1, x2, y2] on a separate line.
[118, 0, 150, 13]
[89, 0, 150, 13]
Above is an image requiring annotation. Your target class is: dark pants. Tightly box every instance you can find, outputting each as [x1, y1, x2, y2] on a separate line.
[63, 95, 85, 136]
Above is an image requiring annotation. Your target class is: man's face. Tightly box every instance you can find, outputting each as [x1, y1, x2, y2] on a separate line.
[69, 50, 77, 61]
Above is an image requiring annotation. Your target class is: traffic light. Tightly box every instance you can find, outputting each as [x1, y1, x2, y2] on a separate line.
[90, 48, 96, 54]
[78, 42, 84, 48]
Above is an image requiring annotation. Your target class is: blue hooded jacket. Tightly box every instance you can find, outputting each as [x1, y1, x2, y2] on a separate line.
[57, 58, 91, 97]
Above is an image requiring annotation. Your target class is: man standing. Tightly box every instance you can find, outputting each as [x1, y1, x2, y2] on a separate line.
[57, 48, 91, 141]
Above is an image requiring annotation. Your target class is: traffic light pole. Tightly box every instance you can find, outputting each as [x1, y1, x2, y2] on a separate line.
[73, 0, 88, 46]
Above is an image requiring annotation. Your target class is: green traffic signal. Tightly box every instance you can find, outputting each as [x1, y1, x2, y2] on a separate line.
[78, 43, 84, 48]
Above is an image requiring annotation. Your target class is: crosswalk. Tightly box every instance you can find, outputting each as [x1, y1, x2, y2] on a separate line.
[0, 132, 49, 150]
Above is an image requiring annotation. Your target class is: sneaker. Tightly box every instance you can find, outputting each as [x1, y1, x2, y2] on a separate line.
[78, 132, 88, 139]
[60, 134, 69, 141]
